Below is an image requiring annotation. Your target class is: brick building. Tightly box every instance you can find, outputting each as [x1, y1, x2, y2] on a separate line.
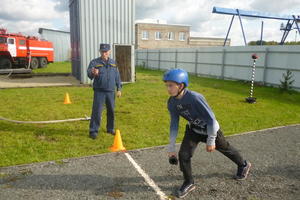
[135, 22, 230, 49]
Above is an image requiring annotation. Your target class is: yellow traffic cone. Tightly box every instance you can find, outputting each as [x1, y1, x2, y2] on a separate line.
[64, 93, 72, 104]
[110, 129, 126, 152]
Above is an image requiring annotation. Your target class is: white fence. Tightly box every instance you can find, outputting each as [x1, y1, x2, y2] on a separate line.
[136, 45, 300, 90]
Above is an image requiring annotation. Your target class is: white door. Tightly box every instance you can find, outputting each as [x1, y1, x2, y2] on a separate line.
[7, 38, 16, 57]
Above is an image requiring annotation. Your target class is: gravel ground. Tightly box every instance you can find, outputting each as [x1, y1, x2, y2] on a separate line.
[0, 125, 299, 200]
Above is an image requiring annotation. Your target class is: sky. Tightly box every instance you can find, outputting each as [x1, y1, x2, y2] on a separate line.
[0, 0, 299, 46]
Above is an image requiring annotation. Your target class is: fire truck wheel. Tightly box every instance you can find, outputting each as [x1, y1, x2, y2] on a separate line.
[30, 57, 39, 69]
[39, 57, 48, 68]
[0, 57, 12, 69]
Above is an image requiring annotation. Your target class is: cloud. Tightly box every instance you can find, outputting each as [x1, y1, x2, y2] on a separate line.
[52, 0, 69, 12]
[0, 0, 69, 35]
[0, 19, 54, 36]
[0, 0, 65, 21]
[250, 0, 300, 14]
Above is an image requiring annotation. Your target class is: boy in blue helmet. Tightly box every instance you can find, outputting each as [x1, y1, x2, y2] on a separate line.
[163, 68, 251, 198]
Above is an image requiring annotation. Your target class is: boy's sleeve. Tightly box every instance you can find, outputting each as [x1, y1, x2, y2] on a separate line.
[168, 103, 180, 152]
[115, 67, 122, 91]
[193, 95, 219, 146]
[87, 60, 95, 80]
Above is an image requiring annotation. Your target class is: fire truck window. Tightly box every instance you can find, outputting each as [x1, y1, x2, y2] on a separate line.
[19, 40, 26, 45]
[0, 37, 7, 44]
[8, 39, 14, 44]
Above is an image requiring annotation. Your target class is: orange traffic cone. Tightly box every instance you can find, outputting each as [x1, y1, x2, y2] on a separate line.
[110, 129, 126, 152]
[64, 93, 72, 104]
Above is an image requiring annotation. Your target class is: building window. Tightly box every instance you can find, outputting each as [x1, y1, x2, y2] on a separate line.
[179, 32, 186, 41]
[155, 31, 162, 40]
[167, 32, 174, 40]
[142, 31, 149, 40]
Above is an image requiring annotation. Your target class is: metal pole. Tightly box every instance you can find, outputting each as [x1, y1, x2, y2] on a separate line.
[246, 54, 258, 103]
[237, 9, 247, 46]
[283, 20, 295, 42]
[280, 20, 290, 44]
[280, 20, 295, 44]
[260, 21, 264, 45]
[224, 15, 235, 46]
[293, 15, 300, 36]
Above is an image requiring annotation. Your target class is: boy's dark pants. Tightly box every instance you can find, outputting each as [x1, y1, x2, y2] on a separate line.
[178, 125, 245, 183]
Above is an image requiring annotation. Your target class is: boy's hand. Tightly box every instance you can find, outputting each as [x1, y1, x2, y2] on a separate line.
[206, 145, 216, 152]
[168, 152, 176, 157]
[168, 152, 178, 165]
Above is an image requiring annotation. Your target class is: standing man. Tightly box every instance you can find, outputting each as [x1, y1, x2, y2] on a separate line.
[87, 43, 122, 139]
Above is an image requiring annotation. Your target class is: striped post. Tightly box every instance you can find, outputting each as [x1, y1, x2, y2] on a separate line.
[246, 54, 258, 103]
[249, 58, 256, 98]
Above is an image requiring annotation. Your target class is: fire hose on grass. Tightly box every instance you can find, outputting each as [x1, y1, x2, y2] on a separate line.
[0, 115, 90, 124]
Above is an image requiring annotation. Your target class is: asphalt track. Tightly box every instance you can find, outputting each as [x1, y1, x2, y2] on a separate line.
[0, 124, 299, 200]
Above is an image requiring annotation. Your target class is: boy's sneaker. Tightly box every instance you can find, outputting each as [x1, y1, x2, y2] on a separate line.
[176, 181, 196, 198]
[235, 160, 251, 180]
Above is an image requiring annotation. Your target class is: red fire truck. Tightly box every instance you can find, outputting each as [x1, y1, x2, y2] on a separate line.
[0, 28, 54, 69]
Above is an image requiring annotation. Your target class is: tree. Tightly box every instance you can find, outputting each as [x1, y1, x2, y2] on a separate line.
[248, 40, 300, 46]
[280, 70, 295, 93]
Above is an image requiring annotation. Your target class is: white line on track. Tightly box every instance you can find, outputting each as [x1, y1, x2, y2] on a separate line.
[124, 152, 168, 200]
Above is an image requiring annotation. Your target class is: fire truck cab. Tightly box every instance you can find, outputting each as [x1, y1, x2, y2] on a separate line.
[0, 29, 54, 69]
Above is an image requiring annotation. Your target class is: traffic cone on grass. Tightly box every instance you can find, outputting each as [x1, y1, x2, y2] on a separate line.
[110, 129, 126, 152]
[64, 93, 72, 104]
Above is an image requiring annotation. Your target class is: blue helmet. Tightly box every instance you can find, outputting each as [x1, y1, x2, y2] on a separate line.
[163, 68, 188, 87]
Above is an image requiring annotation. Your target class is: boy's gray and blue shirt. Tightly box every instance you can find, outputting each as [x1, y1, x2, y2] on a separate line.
[87, 57, 122, 92]
[167, 89, 220, 152]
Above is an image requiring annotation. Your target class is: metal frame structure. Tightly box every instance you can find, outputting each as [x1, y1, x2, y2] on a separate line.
[212, 7, 300, 46]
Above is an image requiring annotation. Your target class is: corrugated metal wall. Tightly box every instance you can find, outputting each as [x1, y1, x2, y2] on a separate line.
[69, 0, 135, 84]
[39, 28, 71, 62]
[136, 45, 300, 90]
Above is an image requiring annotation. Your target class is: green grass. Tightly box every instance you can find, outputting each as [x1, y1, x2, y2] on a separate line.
[33, 61, 71, 74]
[0, 63, 300, 167]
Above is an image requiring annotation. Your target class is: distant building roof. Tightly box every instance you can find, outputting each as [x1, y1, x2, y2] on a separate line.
[38, 28, 70, 34]
[135, 22, 191, 27]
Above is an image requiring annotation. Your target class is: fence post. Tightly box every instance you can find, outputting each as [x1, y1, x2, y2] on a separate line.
[158, 49, 161, 70]
[194, 50, 198, 74]
[221, 49, 226, 79]
[175, 49, 178, 69]
[146, 49, 149, 68]
[136, 50, 138, 66]
[263, 47, 269, 85]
